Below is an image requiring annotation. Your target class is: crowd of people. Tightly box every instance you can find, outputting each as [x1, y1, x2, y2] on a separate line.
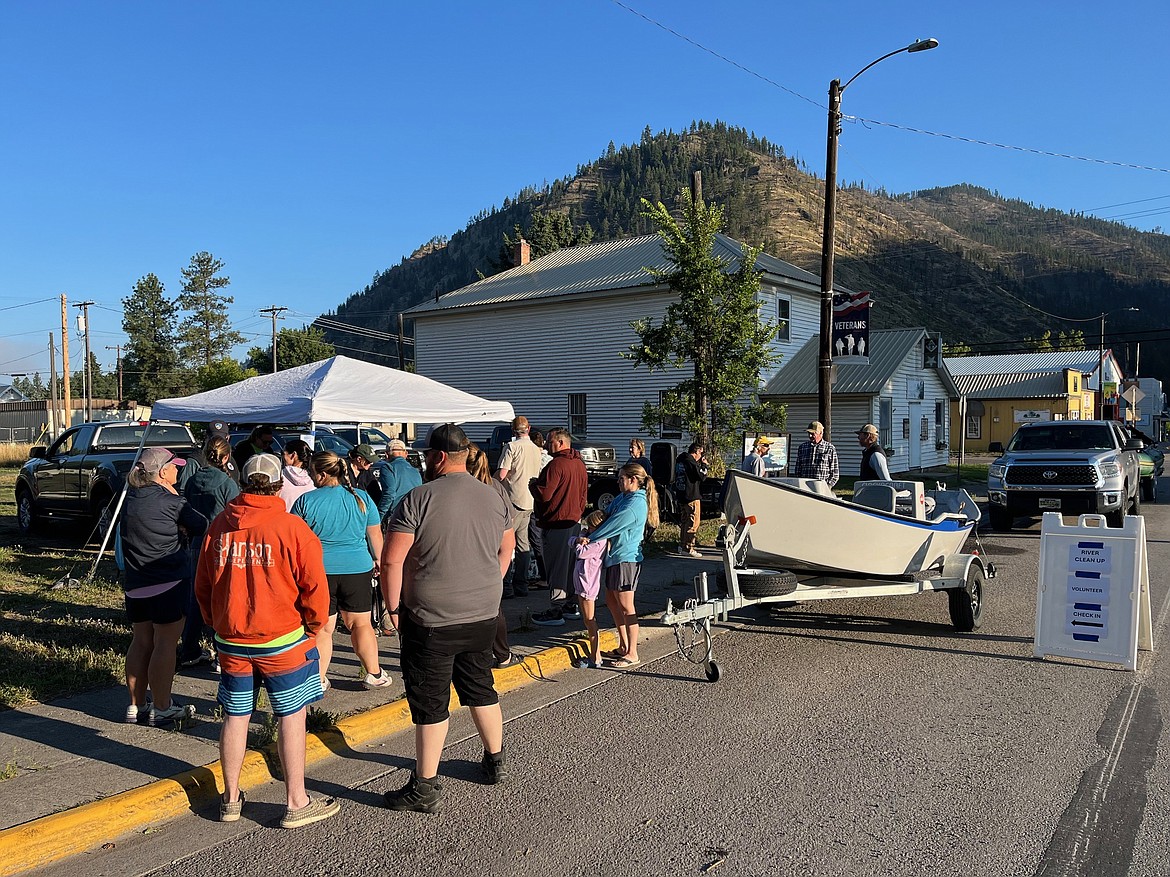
[116, 415, 662, 825]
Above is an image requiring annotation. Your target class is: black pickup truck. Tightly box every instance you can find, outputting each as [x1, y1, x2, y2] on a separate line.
[15, 421, 199, 536]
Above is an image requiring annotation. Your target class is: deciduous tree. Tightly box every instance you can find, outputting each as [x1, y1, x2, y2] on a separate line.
[624, 191, 783, 461]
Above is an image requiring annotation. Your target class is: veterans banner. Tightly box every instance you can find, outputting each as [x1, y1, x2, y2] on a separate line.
[831, 291, 871, 365]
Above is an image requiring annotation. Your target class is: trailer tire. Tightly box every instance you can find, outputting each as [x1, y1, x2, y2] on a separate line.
[948, 564, 984, 632]
[738, 571, 798, 599]
[705, 661, 722, 683]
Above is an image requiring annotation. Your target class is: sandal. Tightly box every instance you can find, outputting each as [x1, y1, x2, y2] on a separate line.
[601, 648, 627, 661]
[605, 656, 641, 669]
[280, 795, 340, 829]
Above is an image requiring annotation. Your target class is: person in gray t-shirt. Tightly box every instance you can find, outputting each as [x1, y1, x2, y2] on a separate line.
[380, 424, 515, 814]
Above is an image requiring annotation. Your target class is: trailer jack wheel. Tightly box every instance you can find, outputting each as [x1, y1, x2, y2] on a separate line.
[705, 661, 722, 683]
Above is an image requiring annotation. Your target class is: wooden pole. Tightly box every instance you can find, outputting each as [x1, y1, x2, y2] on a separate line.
[60, 294, 71, 429]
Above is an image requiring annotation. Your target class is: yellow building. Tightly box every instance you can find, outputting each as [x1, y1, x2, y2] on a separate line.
[945, 350, 1123, 453]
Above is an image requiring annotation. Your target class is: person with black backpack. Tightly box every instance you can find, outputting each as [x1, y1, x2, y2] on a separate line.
[674, 442, 708, 558]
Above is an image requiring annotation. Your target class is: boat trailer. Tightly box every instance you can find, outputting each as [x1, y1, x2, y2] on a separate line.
[663, 516, 995, 683]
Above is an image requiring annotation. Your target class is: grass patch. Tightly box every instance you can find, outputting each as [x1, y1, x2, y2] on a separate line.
[306, 706, 342, 733]
[0, 444, 33, 468]
[0, 471, 127, 709]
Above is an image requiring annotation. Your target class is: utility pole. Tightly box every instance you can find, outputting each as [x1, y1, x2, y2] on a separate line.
[48, 333, 59, 436]
[106, 344, 123, 402]
[397, 313, 406, 370]
[75, 300, 95, 422]
[259, 306, 287, 372]
[60, 294, 71, 429]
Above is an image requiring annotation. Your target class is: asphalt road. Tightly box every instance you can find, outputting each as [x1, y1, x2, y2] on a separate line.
[39, 497, 1170, 877]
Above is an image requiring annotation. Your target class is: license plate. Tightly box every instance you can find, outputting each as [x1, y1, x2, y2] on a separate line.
[1038, 498, 1062, 510]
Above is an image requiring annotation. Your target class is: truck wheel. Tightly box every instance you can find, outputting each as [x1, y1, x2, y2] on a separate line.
[988, 506, 1014, 531]
[948, 564, 984, 631]
[1141, 477, 1157, 503]
[590, 481, 618, 513]
[1106, 503, 1126, 528]
[738, 571, 799, 599]
[91, 491, 115, 544]
[15, 489, 42, 535]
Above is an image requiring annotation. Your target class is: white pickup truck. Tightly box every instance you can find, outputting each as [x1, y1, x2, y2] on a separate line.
[986, 419, 1143, 529]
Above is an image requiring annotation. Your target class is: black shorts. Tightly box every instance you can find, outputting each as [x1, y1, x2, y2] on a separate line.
[327, 570, 374, 615]
[124, 581, 188, 625]
[604, 562, 641, 593]
[399, 614, 498, 725]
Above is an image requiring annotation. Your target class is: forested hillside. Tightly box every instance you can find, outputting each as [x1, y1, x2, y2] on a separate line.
[321, 121, 1170, 386]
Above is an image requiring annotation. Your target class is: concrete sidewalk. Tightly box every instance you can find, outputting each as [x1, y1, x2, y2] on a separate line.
[0, 548, 719, 872]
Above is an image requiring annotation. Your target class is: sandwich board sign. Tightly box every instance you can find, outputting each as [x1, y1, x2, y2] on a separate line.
[1034, 512, 1152, 670]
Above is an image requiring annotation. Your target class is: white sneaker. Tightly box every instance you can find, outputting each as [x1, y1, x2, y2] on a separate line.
[685, 547, 702, 558]
[362, 670, 392, 690]
[150, 700, 195, 726]
[124, 701, 151, 724]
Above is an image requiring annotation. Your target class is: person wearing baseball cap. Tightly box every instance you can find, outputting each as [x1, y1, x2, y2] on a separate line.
[856, 423, 892, 480]
[793, 420, 839, 487]
[740, 435, 774, 478]
[374, 437, 422, 525]
[379, 421, 515, 812]
[195, 451, 339, 829]
[121, 446, 208, 728]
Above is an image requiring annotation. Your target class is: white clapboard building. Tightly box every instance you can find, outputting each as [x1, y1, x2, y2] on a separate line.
[406, 233, 830, 451]
[762, 328, 958, 475]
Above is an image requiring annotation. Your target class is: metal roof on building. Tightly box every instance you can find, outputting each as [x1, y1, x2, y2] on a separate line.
[407, 233, 842, 315]
[763, 328, 955, 397]
[951, 371, 1071, 399]
[944, 350, 1100, 376]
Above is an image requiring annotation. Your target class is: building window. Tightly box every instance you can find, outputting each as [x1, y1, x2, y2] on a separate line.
[660, 390, 683, 438]
[776, 298, 791, 342]
[966, 415, 982, 439]
[935, 400, 944, 425]
[568, 394, 587, 436]
[879, 398, 892, 447]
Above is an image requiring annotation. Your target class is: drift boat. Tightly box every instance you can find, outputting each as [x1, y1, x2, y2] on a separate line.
[721, 470, 979, 578]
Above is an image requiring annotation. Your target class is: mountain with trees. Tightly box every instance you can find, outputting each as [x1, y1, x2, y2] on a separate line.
[313, 120, 1169, 388]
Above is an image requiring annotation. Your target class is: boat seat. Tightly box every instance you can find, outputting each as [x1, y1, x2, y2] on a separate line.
[774, 476, 836, 499]
[852, 483, 898, 514]
[854, 480, 928, 520]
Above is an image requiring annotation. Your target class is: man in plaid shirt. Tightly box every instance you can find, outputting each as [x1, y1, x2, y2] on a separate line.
[793, 421, 839, 488]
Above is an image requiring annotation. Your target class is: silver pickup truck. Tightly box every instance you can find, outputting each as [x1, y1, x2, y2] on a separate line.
[986, 419, 1143, 530]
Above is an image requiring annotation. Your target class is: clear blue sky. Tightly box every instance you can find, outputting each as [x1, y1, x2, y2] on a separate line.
[3, 0, 1168, 380]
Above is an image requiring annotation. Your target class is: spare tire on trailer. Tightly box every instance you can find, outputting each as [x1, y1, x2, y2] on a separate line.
[737, 571, 799, 599]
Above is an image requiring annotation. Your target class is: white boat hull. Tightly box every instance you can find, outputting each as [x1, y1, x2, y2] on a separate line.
[722, 471, 975, 577]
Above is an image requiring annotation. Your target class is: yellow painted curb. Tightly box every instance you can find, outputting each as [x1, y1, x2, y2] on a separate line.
[0, 629, 619, 876]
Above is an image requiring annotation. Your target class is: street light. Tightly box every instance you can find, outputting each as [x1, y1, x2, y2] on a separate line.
[817, 38, 938, 439]
[1098, 307, 1139, 419]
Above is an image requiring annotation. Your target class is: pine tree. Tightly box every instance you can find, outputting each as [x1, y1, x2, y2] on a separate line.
[245, 326, 336, 373]
[176, 252, 244, 368]
[122, 273, 184, 404]
[624, 190, 783, 459]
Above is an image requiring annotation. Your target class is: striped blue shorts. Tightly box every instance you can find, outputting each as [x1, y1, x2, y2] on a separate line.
[216, 635, 323, 718]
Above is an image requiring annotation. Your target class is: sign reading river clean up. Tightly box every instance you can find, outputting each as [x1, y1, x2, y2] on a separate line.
[1034, 512, 1152, 670]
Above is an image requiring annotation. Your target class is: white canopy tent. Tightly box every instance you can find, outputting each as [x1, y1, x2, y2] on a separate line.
[151, 355, 514, 425]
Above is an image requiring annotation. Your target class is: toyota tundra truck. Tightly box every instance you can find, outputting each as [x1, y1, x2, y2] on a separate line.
[986, 419, 1143, 530]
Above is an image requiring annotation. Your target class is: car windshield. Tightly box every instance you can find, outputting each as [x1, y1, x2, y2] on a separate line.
[1008, 425, 1116, 452]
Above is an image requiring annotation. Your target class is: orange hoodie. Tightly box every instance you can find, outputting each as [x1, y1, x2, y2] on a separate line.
[195, 493, 329, 643]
